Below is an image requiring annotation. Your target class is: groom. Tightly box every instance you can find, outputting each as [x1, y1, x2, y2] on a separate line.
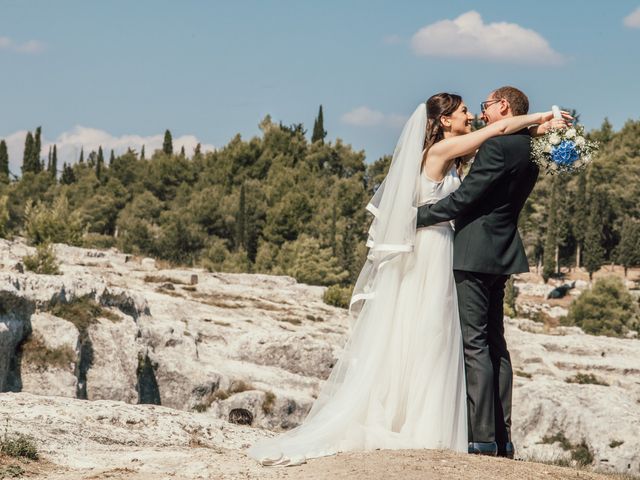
[416, 86, 538, 458]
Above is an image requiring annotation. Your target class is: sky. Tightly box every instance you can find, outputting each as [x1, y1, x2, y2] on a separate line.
[1, 0, 639, 175]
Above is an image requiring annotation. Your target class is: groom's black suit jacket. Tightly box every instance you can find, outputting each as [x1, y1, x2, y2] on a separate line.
[417, 129, 538, 274]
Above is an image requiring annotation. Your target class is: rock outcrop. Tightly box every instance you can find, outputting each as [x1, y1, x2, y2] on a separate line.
[1, 237, 639, 477]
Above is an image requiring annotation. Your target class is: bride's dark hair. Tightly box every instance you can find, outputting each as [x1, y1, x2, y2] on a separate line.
[422, 92, 463, 170]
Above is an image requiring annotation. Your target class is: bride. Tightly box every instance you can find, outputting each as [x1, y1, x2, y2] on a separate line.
[247, 93, 564, 466]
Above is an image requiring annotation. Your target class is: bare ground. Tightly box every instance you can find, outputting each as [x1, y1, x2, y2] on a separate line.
[27, 448, 638, 480]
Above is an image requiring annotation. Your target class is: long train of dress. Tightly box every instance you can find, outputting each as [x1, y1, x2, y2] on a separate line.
[247, 167, 467, 466]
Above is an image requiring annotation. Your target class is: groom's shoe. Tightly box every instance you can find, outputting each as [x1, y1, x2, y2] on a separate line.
[497, 442, 515, 459]
[468, 442, 498, 456]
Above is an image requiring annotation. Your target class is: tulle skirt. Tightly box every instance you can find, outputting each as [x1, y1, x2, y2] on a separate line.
[247, 224, 467, 465]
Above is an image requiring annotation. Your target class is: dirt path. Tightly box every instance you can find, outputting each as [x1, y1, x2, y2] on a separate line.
[27, 448, 633, 480]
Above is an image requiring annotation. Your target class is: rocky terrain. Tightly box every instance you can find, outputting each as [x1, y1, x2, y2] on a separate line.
[0, 237, 639, 479]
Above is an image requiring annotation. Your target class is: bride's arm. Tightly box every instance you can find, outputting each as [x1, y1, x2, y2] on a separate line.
[427, 112, 554, 165]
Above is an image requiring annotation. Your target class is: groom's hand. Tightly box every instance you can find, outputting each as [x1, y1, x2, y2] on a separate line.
[416, 204, 433, 229]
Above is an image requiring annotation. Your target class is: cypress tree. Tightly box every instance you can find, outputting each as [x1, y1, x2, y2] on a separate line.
[140, 145, 146, 160]
[110, 149, 115, 165]
[311, 105, 327, 143]
[163, 130, 173, 155]
[60, 162, 76, 185]
[583, 189, 606, 281]
[22, 131, 34, 174]
[0, 140, 9, 181]
[47, 146, 52, 172]
[193, 143, 202, 159]
[79, 147, 84, 163]
[33, 126, 42, 173]
[96, 146, 104, 179]
[51, 145, 58, 178]
[180, 145, 185, 157]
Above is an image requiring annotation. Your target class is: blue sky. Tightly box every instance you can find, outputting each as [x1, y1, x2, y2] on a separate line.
[1, 1, 639, 173]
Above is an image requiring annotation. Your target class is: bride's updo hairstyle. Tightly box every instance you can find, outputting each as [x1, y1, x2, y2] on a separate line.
[423, 92, 462, 156]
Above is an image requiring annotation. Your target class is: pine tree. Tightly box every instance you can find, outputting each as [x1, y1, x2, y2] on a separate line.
[583, 190, 606, 280]
[78, 147, 84, 163]
[110, 149, 115, 165]
[236, 184, 246, 250]
[140, 145, 145, 160]
[22, 131, 35, 174]
[542, 178, 558, 282]
[163, 130, 173, 155]
[0, 140, 9, 181]
[573, 172, 587, 268]
[617, 217, 640, 277]
[33, 126, 42, 173]
[311, 105, 327, 143]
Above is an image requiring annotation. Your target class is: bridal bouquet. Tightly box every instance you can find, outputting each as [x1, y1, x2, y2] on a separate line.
[531, 114, 599, 175]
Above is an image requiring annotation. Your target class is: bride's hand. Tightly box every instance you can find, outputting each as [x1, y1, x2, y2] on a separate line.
[534, 110, 573, 135]
[540, 110, 573, 123]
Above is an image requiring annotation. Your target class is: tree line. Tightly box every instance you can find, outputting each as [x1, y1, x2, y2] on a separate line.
[0, 107, 639, 289]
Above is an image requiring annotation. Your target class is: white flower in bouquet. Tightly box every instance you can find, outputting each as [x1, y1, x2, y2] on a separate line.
[549, 162, 558, 171]
[565, 128, 577, 139]
[549, 133, 562, 145]
[543, 144, 552, 153]
[575, 136, 585, 147]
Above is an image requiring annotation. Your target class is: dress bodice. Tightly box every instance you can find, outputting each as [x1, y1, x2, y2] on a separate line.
[417, 166, 461, 206]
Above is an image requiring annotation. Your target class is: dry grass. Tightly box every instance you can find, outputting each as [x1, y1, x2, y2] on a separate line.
[48, 295, 120, 334]
[262, 391, 276, 414]
[565, 373, 609, 386]
[143, 275, 187, 285]
[20, 334, 75, 372]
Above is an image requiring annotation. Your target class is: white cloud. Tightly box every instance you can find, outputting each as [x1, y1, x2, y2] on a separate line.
[341, 107, 407, 128]
[0, 36, 45, 54]
[624, 7, 640, 28]
[2, 126, 215, 176]
[411, 11, 564, 65]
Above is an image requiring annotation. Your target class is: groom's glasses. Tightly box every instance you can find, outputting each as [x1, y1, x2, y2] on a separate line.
[480, 99, 501, 113]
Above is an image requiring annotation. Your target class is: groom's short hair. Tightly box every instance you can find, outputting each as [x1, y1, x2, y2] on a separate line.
[492, 86, 529, 116]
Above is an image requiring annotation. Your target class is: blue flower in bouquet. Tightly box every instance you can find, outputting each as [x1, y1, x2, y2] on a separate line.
[551, 140, 579, 166]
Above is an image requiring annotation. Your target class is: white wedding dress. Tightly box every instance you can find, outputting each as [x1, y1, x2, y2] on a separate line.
[247, 166, 468, 466]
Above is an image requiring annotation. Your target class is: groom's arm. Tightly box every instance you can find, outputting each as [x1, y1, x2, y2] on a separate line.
[417, 138, 506, 228]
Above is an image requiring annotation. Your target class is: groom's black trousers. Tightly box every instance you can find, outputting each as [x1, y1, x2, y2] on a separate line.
[454, 270, 512, 445]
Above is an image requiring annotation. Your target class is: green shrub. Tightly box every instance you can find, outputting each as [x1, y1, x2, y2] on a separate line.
[323, 285, 352, 309]
[1, 433, 38, 460]
[565, 372, 609, 386]
[0, 195, 9, 239]
[541, 432, 572, 451]
[82, 233, 116, 249]
[23, 196, 83, 246]
[22, 242, 61, 275]
[609, 440, 624, 448]
[571, 439, 594, 466]
[564, 277, 639, 337]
